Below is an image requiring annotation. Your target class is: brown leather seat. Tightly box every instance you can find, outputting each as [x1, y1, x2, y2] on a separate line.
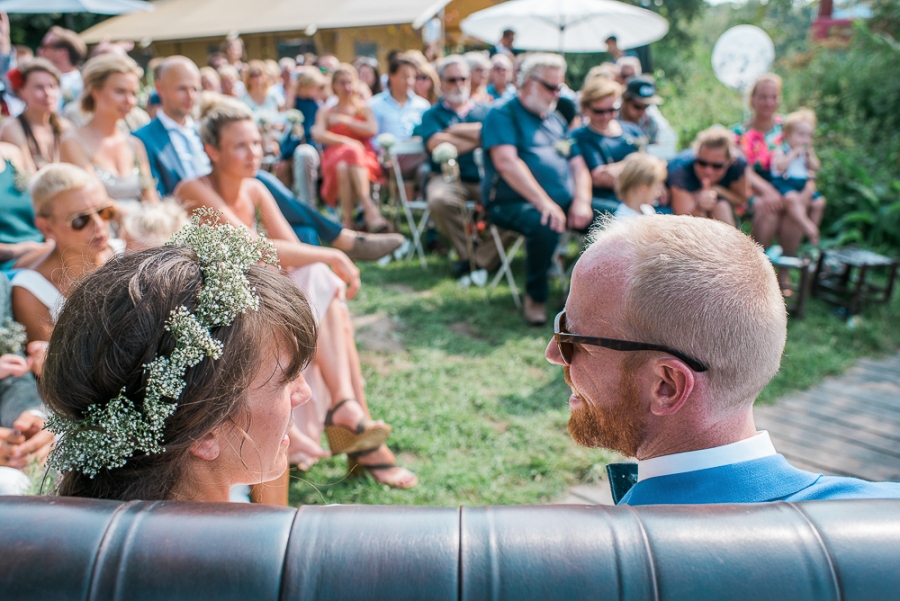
[2, 497, 898, 600]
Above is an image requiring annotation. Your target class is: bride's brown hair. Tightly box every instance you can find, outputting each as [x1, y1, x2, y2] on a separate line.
[41, 246, 316, 501]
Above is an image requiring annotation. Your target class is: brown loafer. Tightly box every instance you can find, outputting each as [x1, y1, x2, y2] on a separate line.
[344, 232, 405, 262]
[523, 295, 548, 326]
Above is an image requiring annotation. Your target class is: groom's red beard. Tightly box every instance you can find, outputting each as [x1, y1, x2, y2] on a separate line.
[566, 366, 645, 457]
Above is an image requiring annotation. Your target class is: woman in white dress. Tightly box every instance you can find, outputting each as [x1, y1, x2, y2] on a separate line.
[175, 100, 417, 489]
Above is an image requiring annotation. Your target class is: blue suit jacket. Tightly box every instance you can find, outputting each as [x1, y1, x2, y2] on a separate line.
[133, 118, 187, 198]
[619, 455, 900, 505]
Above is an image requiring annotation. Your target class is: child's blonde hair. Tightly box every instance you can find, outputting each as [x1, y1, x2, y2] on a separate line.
[783, 108, 817, 138]
[120, 200, 189, 249]
[294, 66, 324, 92]
[615, 153, 667, 200]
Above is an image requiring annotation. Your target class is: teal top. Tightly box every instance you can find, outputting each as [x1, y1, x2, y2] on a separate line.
[0, 160, 42, 270]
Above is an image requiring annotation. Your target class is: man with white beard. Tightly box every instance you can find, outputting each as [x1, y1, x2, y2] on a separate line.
[481, 53, 594, 324]
[418, 55, 504, 279]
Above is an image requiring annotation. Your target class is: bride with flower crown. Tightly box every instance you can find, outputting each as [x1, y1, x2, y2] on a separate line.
[174, 99, 416, 490]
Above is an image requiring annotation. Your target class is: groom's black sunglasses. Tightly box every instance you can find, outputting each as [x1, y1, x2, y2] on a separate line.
[553, 310, 709, 372]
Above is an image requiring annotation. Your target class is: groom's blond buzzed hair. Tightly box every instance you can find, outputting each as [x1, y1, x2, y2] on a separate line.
[586, 215, 787, 410]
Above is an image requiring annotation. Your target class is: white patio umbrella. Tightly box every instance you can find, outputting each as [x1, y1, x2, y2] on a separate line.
[460, 0, 668, 53]
[0, 0, 153, 14]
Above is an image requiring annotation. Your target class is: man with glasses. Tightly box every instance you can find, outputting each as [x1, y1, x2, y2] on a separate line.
[418, 55, 506, 280]
[481, 53, 594, 325]
[486, 55, 515, 101]
[547, 214, 900, 504]
[619, 76, 676, 160]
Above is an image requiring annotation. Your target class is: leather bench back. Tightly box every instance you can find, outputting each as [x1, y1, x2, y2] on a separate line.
[2, 497, 898, 601]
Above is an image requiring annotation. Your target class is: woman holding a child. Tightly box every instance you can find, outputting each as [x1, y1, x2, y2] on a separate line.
[732, 73, 825, 289]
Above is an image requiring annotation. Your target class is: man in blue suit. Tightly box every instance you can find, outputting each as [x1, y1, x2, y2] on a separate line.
[546, 214, 900, 505]
[133, 56, 402, 261]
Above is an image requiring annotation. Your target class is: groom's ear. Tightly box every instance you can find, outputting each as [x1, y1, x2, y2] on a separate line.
[190, 431, 220, 461]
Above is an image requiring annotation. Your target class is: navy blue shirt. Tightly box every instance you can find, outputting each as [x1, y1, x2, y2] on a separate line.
[481, 97, 573, 207]
[667, 149, 748, 192]
[571, 122, 643, 199]
[416, 100, 490, 183]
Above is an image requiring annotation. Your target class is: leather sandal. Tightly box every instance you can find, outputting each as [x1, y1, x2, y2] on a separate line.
[323, 399, 392, 455]
[347, 446, 418, 490]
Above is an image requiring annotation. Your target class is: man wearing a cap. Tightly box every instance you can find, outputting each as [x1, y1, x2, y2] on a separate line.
[619, 76, 676, 160]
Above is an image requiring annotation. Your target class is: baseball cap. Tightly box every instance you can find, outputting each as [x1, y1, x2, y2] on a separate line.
[624, 76, 662, 105]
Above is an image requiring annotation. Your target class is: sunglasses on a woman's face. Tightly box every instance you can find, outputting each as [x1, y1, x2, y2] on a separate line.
[553, 310, 709, 372]
[416, 74, 431, 81]
[69, 205, 116, 231]
[695, 158, 727, 170]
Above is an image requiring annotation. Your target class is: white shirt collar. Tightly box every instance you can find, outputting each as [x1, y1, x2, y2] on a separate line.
[637, 431, 777, 482]
[158, 109, 196, 133]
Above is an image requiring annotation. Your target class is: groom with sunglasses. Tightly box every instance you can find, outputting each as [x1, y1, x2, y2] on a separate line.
[547, 214, 900, 505]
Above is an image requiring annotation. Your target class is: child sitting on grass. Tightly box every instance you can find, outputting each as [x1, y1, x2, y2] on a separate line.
[614, 153, 668, 219]
[770, 109, 826, 247]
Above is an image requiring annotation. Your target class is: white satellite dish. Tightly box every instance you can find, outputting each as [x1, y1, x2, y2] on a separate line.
[712, 25, 775, 92]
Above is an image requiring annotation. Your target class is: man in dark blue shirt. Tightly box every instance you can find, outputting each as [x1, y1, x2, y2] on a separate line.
[418, 56, 507, 278]
[481, 54, 594, 325]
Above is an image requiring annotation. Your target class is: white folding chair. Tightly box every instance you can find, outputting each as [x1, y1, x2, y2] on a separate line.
[473, 148, 527, 307]
[387, 139, 429, 269]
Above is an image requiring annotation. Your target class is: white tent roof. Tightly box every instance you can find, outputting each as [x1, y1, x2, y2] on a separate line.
[80, 0, 450, 43]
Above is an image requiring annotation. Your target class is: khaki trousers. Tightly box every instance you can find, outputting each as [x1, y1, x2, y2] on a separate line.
[426, 175, 516, 271]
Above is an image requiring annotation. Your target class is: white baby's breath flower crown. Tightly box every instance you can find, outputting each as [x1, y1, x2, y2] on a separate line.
[46, 209, 278, 478]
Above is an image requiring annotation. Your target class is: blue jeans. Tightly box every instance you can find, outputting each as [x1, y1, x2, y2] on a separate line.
[255, 170, 341, 246]
[488, 198, 615, 303]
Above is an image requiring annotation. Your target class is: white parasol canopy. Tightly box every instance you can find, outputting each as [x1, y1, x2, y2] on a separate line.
[460, 0, 668, 53]
[0, 0, 153, 14]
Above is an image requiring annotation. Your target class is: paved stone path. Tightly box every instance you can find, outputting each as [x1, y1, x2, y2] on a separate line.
[557, 352, 900, 506]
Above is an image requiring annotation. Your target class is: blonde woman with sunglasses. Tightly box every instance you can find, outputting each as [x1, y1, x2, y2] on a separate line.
[12, 164, 117, 347]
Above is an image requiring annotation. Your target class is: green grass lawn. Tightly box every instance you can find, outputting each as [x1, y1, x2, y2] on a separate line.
[288, 251, 900, 507]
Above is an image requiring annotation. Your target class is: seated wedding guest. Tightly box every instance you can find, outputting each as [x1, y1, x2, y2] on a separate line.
[11, 164, 115, 343]
[0, 58, 72, 173]
[482, 53, 595, 325]
[0, 142, 48, 270]
[217, 65, 241, 97]
[36, 26, 85, 110]
[277, 66, 325, 201]
[241, 59, 282, 116]
[271, 57, 295, 107]
[613, 153, 667, 219]
[615, 56, 642, 83]
[120, 200, 189, 251]
[465, 52, 492, 104]
[59, 54, 159, 210]
[41, 217, 317, 502]
[419, 55, 507, 279]
[414, 62, 440, 106]
[353, 57, 381, 96]
[486, 54, 515, 101]
[175, 101, 416, 488]
[0, 273, 49, 496]
[548, 215, 900, 504]
[667, 125, 750, 226]
[770, 108, 825, 247]
[314, 64, 389, 232]
[618, 77, 677, 160]
[369, 54, 430, 178]
[199, 66, 221, 92]
[570, 77, 642, 208]
[135, 60, 401, 261]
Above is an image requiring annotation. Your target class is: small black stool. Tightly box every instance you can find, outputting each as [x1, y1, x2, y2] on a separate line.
[771, 255, 813, 319]
[813, 248, 899, 316]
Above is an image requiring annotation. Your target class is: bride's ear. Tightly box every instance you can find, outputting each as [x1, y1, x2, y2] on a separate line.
[190, 431, 220, 461]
